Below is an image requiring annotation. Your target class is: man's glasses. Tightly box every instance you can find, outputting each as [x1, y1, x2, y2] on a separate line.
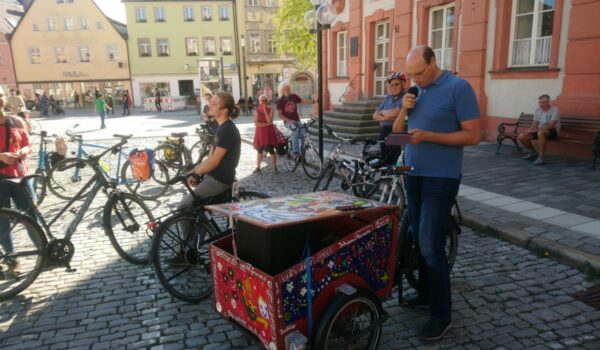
[407, 64, 430, 78]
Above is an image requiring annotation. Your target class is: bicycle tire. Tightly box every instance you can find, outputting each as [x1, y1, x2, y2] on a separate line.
[46, 157, 95, 201]
[301, 143, 322, 179]
[313, 162, 335, 192]
[120, 159, 170, 200]
[189, 141, 210, 166]
[284, 144, 299, 172]
[102, 192, 154, 265]
[0, 208, 47, 301]
[398, 211, 459, 292]
[152, 213, 217, 303]
[368, 178, 405, 212]
[235, 190, 270, 201]
[313, 288, 384, 350]
[32, 169, 47, 206]
[154, 143, 186, 178]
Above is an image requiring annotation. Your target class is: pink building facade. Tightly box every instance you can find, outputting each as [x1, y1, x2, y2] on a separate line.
[0, 1, 22, 91]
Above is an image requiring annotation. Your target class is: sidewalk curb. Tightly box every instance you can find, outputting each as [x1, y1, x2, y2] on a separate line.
[461, 210, 600, 271]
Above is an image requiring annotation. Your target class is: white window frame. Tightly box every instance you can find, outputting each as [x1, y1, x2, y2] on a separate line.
[136, 7, 147, 23]
[80, 17, 89, 30]
[508, 0, 554, 67]
[138, 38, 151, 57]
[202, 6, 212, 21]
[428, 3, 454, 71]
[107, 45, 120, 62]
[55, 47, 67, 63]
[64, 17, 73, 31]
[249, 32, 261, 53]
[157, 38, 170, 56]
[29, 48, 41, 64]
[219, 6, 230, 21]
[78, 46, 90, 63]
[247, 0, 259, 6]
[266, 0, 278, 7]
[47, 18, 56, 31]
[266, 33, 276, 54]
[154, 7, 166, 22]
[221, 37, 233, 55]
[203, 37, 216, 56]
[186, 37, 199, 56]
[337, 31, 347, 77]
[184, 6, 195, 21]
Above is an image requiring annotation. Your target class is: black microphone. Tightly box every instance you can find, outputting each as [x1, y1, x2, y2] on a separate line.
[406, 86, 419, 116]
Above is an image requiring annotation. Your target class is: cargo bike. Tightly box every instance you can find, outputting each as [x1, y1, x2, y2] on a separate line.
[206, 191, 402, 350]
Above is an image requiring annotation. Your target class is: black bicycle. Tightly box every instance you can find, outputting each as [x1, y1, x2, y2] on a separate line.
[0, 135, 154, 300]
[151, 175, 270, 304]
[283, 119, 323, 179]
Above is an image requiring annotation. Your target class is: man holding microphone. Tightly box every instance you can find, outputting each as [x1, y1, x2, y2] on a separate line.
[393, 45, 480, 340]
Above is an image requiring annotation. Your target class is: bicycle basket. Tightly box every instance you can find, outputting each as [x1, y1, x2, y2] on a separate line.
[163, 146, 178, 162]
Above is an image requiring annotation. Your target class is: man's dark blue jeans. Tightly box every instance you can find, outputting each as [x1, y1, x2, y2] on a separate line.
[405, 175, 460, 322]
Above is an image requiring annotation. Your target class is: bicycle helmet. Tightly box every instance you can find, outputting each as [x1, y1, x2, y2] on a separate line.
[387, 71, 407, 82]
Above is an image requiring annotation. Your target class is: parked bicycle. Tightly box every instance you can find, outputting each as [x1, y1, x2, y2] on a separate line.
[154, 124, 215, 178]
[151, 174, 270, 303]
[0, 135, 155, 300]
[282, 119, 322, 179]
[47, 130, 170, 201]
[28, 130, 67, 205]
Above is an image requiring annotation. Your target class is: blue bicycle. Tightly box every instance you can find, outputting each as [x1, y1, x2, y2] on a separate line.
[29, 127, 69, 205]
[46, 131, 170, 201]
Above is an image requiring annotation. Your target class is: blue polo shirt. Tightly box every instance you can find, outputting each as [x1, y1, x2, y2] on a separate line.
[405, 70, 480, 179]
[377, 94, 404, 127]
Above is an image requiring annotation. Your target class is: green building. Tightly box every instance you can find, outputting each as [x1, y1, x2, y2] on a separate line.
[124, 0, 239, 108]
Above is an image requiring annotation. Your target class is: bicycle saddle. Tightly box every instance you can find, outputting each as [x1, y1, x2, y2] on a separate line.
[170, 132, 188, 138]
[0, 174, 41, 186]
[113, 134, 133, 140]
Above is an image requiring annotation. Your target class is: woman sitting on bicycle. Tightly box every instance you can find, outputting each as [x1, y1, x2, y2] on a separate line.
[252, 94, 279, 174]
[178, 92, 241, 209]
[0, 88, 35, 272]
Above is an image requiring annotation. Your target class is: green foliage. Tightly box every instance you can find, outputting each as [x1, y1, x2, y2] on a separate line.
[273, 0, 317, 69]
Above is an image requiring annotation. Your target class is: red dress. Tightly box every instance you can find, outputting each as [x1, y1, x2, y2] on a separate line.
[253, 106, 278, 153]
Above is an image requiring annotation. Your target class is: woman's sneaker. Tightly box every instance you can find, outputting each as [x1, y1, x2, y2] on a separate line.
[522, 151, 538, 160]
[418, 319, 452, 341]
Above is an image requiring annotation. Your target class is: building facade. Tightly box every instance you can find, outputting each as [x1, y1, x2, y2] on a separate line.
[10, 0, 131, 107]
[124, 0, 240, 106]
[323, 0, 600, 156]
[0, 0, 24, 91]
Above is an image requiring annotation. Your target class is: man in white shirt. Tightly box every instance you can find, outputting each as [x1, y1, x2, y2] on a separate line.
[518, 94, 560, 165]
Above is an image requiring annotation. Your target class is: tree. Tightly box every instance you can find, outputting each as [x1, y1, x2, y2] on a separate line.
[273, 0, 316, 69]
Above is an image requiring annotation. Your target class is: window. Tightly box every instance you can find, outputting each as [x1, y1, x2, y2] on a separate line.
[267, 33, 276, 54]
[203, 37, 216, 56]
[249, 33, 261, 53]
[32, 24, 39, 31]
[337, 31, 347, 76]
[428, 4, 454, 71]
[138, 38, 151, 57]
[247, 0, 259, 6]
[184, 6, 195, 21]
[107, 45, 120, 61]
[186, 38, 198, 56]
[80, 17, 89, 30]
[64, 17, 73, 31]
[136, 7, 147, 23]
[55, 47, 67, 63]
[97, 21, 104, 30]
[221, 37, 232, 55]
[219, 6, 229, 20]
[157, 38, 169, 56]
[266, 0, 278, 7]
[510, 0, 554, 66]
[47, 18, 56, 31]
[29, 48, 41, 64]
[202, 6, 212, 21]
[56, 0, 74, 3]
[154, 7, 166, 22]
[78, 46, 90, 63]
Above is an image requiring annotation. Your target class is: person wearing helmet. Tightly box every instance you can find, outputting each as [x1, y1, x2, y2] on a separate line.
[372, 71, 407, 165]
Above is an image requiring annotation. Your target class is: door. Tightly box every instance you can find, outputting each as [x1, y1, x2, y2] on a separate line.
[374, 21, 390, 97]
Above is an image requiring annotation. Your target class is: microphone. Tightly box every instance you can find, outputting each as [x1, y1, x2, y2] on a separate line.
[406, 86, 419, 116]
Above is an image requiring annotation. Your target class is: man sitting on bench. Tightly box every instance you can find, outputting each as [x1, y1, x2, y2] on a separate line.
[518, 94, 560, 165]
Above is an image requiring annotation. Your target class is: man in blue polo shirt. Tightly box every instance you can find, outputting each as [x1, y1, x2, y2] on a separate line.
[372, 71, 406, 165]
[393, 45, 480, 341]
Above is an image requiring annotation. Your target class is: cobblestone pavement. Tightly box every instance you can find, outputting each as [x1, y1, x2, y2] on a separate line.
[1, 139, 599, 349]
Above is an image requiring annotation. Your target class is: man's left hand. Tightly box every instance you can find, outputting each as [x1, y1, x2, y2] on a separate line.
[408, 129, 429, 144]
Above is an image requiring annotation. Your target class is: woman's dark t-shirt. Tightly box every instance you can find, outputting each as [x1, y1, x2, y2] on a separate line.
[209, 119, 240, 185]
[276, 93, 302, 122]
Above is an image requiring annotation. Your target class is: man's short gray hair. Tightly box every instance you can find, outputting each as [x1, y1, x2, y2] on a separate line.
[278, 81, 290, 95]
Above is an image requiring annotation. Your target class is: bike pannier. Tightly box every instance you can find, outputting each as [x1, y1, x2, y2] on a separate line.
[128, 148, 155, 181]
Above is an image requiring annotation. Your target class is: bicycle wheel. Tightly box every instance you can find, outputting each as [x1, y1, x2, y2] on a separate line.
[236, 190, 270, 201]
[399, 211, 459, 291]
[0, 208, 47, 301]
[32, 169, 47, 206]
[189, 141, 210, 166]
[154, 144, 185, 178]
[46, 157, 95, 201]
[301, 144, 322, 179]
[284, 143, 299, 172]
[102, 192, 154, 265]
[313, 288, 384, 350]
[313, 162, 335, 192]
[369, 178, 405, 212]
[152, 213, 217, 303]
[120, 159, 170, 200]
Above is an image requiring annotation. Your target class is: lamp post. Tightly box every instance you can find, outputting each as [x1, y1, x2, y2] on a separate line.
[304, 1, 337, 163]
[240, 34, 247, 99]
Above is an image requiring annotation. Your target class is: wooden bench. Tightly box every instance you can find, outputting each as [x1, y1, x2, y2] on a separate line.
[496, 113, 600, 169]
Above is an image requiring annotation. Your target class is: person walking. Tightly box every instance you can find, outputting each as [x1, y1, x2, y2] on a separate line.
[122, 90, 131, 115]
[155, 89, 162, 112]
[252, 95, 278, 174]
[393, 45, 480, 341]
[73, 91, 80, 109]
[39, 92, 50, 117]
[106, 94, 114, 115]
[276, 81, 314, 156]
[95, 93, 111, 129]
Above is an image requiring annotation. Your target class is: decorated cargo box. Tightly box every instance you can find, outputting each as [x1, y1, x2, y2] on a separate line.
[207, 192, 400, 350]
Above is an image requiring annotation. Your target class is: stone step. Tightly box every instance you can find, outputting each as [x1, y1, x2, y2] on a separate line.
[324, 110, 374, 121]
[332, 104, 378, 114]
[342, 99, 383, 107]
[323, 113, 379, 128]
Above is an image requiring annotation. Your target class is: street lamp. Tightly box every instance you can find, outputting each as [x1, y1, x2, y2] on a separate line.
[305, 1, 337, 163]
[240, 34, 247, 99]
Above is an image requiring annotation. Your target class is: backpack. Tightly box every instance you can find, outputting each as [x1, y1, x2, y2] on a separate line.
[128, 148, 155, 181]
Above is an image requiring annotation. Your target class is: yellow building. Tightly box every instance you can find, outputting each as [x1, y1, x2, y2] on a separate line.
[10, 0, 130, 107]
[236, 0, 298, 102]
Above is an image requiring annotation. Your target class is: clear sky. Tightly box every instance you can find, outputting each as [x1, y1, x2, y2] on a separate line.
[94, 0, 126, 23]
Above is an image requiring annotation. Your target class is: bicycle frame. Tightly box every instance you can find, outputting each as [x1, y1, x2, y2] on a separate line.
[72, 139, 128, 184]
